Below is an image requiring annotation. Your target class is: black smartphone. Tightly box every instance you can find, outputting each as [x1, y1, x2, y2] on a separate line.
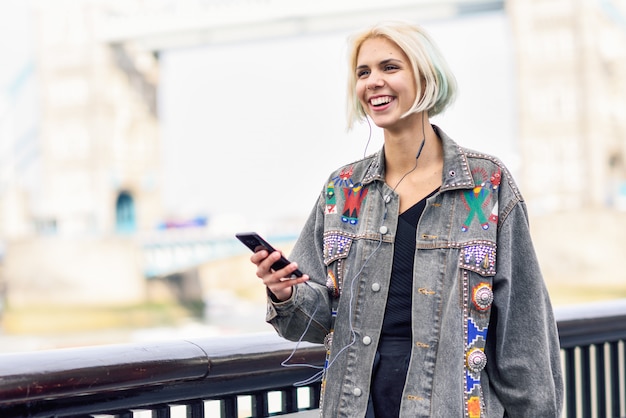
[235, 232, 303, 277]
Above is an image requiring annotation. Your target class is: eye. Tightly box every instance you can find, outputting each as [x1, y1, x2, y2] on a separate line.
[357, 69, 370, 78]
[384, 64, 399, 71]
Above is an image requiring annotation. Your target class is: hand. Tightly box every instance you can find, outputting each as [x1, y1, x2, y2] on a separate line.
[251, 249, 309, 301]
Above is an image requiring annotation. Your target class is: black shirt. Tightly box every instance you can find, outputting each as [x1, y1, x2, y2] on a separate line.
[370, 189, 438, 418]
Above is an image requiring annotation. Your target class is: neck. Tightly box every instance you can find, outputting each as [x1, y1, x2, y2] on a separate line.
[383, 115, 440, 175]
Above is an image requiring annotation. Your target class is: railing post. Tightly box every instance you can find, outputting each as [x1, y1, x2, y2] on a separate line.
[186, 400, 205, 418]
[579, 345, 591, 417]
[252, 393, 268, 417]
[152, 404, 170, 418]
[608, 341, 623, 418]
[594, 343, 607, 418]
[564, 347, 577, 418]
[221, 396, 237, 418]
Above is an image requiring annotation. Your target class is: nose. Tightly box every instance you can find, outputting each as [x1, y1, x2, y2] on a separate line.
[366, 73, 384, 90]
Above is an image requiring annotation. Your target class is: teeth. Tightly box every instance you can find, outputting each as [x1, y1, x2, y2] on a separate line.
[371, 96, 392, 106]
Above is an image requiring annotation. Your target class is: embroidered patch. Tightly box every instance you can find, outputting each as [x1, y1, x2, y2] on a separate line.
[465, 317, 488, 415]
[463, 269, 491, 418]
[468, 396, 481, 418]
[325, 181, 337, 214]
[467, 317, 488, 348]
[333, 166, 354, 188]
[341, 183, 368, 225]
[460, 167, 501, 232]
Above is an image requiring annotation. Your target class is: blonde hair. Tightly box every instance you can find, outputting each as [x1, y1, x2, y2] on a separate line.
[346, 21, 457, 130]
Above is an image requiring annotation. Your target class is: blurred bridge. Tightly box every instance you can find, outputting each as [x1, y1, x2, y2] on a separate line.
[95, 0, 505, 50]
[139, 230, 298, 278]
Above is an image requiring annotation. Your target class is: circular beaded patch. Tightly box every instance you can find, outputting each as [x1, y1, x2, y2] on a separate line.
[472, 282, 493, 311]
[466, 348, 488, 373]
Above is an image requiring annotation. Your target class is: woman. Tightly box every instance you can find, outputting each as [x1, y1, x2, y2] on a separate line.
[251, 21, 563, 417]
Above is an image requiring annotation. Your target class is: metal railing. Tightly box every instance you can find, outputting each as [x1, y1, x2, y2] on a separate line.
[557, 299, 626, 418]
[0, 300, 625, 418]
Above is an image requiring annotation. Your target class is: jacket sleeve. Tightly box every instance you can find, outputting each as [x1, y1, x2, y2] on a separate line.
[265, 192, 333, 344]
[485, 200, 564, 417]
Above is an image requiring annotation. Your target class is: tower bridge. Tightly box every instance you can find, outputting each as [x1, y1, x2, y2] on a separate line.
[95, 0, 505, 51]
[140, 231, 297, 279]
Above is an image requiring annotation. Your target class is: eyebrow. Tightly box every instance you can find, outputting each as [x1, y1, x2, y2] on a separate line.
[356, 58, 404, 71]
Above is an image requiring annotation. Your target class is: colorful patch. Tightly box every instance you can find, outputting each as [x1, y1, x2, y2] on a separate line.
[472, 282, 493, 312]
[460, 167, 501, 232]
[325, 181, 337, 214]
[468, 396, 481, 418]
[323, 233, 352, 264]
[463, 268, 491, 418]
[467, 317, 488, 348]
[461, 243, 496, 276]
[341, 183, 368, 225]
[465, 317, 488, 415]
[333, 166, 354, 188]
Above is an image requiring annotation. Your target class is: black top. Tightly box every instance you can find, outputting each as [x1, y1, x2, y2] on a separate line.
[369, 189, 438, 418]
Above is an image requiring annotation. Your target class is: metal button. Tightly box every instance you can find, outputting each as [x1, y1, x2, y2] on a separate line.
[353, 387, 362, 397]
[384, 195, 391, 203]
[362, 336, 372, 345]
[466, 348, 488, 373]
[379, 225, 388, 234]
[371, 283, 381, 292]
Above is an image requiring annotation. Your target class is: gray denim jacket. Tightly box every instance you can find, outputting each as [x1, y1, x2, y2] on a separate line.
[266, 127, 563, 417]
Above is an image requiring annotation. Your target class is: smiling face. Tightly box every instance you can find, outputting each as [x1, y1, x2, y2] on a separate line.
[355, 36, 418, 131]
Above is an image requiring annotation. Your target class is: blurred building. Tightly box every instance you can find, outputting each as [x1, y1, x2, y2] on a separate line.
[32, 0, 162, 237]
[0, 0, 162, 308]
[0, 0, 625, 312]
[508, 0, 626, 212]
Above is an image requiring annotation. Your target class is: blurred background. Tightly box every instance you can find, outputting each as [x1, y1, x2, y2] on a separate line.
[0, 0, 625, 353]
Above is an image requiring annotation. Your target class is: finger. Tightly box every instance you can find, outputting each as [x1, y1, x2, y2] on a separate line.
[267, 274, 310, 302]
[250, 249, 269, 265]
[257, 250, 284, 274]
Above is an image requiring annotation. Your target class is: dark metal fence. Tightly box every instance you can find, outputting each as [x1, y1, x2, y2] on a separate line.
[0, 299, 625, 418]
[557, 299, 626, 418]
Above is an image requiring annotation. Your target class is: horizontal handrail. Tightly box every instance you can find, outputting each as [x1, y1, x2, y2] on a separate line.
[0, 299, 624, 417]
[555, 298, 626, 348]
[0, 333, 325, 407]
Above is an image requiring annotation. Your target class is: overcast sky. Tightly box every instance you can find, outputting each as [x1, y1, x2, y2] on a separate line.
[0, 6, 517, 236]
[158, 10, 517, 234]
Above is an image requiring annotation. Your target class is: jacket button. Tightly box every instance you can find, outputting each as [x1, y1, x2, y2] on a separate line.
[371, 283, 381, 292]
[379, 226, 388, 234]
[362, 336, 372, 345]
[353, 387, 362, 397]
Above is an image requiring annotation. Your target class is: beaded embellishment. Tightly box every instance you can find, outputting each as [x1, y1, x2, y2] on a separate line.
[325, 181, 337, 215]
[461, 242, 496, 418]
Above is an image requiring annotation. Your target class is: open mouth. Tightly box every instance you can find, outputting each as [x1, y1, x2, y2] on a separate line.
[370, 96, 394, 107]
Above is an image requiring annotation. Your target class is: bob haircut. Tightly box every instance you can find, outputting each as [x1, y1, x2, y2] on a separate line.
[346, 21, 457, 130]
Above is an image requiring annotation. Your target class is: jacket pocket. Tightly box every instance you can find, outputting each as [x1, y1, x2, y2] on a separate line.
[323, 231, 355, 298]
[459, 240, 496, 315]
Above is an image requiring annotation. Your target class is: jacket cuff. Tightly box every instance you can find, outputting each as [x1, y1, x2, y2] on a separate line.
[265, 284, 298, 321]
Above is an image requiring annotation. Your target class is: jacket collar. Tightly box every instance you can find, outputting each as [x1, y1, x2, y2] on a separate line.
[361, 125, 475, 191]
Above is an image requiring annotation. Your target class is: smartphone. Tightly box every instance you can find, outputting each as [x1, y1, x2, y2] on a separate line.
[235, 232, 303, 278]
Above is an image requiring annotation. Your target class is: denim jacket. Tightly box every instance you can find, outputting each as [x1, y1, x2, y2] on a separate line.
[266, 126, 563, 417]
